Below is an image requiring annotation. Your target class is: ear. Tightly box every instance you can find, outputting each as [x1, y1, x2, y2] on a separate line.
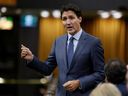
[78, 17, 82, 23]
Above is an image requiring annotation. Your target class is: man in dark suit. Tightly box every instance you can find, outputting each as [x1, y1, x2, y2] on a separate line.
[21, 4, 105, 96]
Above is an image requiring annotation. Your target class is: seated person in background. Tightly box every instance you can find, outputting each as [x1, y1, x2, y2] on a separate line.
[126, 65, 128, 90]
[105, 59, 128, 96]
[89, 83, 122, 96]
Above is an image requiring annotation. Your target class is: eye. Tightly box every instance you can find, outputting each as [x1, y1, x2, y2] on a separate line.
[62, 17, 67, 21]
[69, 16, 75, 20]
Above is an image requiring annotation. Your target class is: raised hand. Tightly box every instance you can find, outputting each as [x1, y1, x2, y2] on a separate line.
[21, 44, 34, 61]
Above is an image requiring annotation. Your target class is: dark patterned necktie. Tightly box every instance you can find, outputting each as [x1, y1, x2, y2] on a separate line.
[67, 36, 74, 68]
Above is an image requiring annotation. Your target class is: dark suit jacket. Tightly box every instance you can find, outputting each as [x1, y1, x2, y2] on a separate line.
[27, 31, 105, 96]
[117, 82, 128, 96]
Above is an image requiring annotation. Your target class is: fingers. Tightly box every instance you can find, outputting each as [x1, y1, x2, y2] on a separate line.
[21, 50, 27, 58]
[21, 44, 33, 61]
[63, 80, 80, 92]
[63, 81, 70, 88]
[21, 44, 30, 52]
[21, 44, 24, 47]
[126, 65, 128, 70]
[21, 44, 28, 50]
[63, 81, 74, 92]
[21, 44, 29, 58]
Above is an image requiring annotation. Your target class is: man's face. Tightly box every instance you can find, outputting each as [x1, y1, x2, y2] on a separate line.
[61, 10, 82, 35]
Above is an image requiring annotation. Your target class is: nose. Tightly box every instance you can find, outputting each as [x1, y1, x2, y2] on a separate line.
[66, 19, 71, 25]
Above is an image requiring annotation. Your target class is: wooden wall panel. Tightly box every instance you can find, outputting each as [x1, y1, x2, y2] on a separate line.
[0, 0, 16, 6]
[38, 17, 65, 77]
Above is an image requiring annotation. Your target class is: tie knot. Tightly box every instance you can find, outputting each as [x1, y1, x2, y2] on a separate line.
[70, 36, 74, 41]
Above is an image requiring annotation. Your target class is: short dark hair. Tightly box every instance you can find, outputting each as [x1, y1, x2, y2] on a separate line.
[60, 3, 82, 18]
[105, 59, 127, 84]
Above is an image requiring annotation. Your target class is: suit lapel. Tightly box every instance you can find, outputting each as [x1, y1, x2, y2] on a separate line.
[68, 31, 88, 71]
[61, 35, 69, 70]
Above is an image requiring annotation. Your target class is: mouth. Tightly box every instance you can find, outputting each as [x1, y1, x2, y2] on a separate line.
[67, 26, 73, 30]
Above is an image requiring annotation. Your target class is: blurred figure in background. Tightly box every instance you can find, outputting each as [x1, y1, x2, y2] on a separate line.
[90, 83, 122, 96]
[105, 59, 128, 96]
[126, 65, 128, 90]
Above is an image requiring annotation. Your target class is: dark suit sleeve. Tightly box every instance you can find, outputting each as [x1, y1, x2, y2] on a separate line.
[27, 41, 57, 76]
[79, 39, 105, 91]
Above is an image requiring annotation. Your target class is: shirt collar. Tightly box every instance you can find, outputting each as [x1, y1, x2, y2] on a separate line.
[68, 28, 82, 41]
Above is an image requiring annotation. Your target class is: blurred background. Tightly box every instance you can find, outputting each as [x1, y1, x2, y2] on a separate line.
[0, 0, 128, 96]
